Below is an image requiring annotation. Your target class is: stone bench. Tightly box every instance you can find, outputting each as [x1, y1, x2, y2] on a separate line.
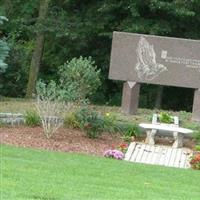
[139, 114, 193, 148]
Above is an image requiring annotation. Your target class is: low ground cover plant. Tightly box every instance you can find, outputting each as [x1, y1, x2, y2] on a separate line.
[24, 110, 41, 127]
[190, 153, 200, 170]
[158, 112, 174, 124]
[104, 149, 124, 160]
[104, 143, 128, 160]
[119, 122, 140, 142]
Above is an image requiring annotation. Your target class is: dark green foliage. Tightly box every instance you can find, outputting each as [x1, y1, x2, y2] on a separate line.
[65, 108, 141, 139]
[162, 86, 194, 111]
[24, 110, 41, 126]
[1, 0, 200, 110]
[75, 107, 104, 138]
[120, 122, 141, 142]
[59, 56, 101, 102]
[0, 38, 30, 96]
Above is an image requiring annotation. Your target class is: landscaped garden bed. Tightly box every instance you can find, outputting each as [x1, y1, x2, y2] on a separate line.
[0, 96, 199, 166]
[0, 127, 123, 156]
[0, 125, 196, 156]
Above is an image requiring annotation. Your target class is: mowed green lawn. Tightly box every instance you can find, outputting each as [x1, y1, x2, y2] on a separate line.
[1, 145, 200, 200]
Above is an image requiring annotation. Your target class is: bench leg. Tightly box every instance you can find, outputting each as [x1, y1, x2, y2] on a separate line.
[173, 132, 183, 148]
[145, 129, 157, 145]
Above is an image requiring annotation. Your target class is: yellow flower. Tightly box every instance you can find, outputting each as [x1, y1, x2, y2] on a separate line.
[106, 112, 110, 117]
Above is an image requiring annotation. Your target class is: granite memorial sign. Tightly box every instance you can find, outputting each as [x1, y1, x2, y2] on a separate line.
[109, 31, 200, 121]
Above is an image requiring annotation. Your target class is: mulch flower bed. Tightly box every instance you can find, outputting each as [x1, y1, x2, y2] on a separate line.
[0, 127, 123, 156]
[0, 127, 195, 157]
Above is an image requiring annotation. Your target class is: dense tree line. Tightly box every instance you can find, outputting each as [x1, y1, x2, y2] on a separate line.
[0, 0, 200, 111]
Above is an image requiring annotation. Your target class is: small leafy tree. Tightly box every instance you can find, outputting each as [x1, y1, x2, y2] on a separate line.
[0, 16, 9, 73]
[36, 80, 70, 138]
[59, 56, 101, 103]
[36, 56, 101, 138]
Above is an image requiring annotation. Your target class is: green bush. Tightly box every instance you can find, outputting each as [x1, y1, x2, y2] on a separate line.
[75, 107, 104, 138]
[102, 112, 141, 141]
[0, 119, 5, 127]
[119, 122, 141, 142]
[24, 110, 41, 127]
[59, 56, 101, 102]
[159, 112, 173, 124]
[64, 112, 80, 129]
[64, 108, 141, 140]
[194, 130, 200, 143]
[195, 145, 200, 151]
[103, 113, 121, 134]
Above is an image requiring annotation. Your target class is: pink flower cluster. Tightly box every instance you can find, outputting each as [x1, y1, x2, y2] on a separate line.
[104, 149, 124, 160]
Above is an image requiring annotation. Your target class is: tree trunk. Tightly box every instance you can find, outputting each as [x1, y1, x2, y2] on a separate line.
[154, 85, 164, 109]
[3, 0, 13, 15]
[25, 0, 50, 98]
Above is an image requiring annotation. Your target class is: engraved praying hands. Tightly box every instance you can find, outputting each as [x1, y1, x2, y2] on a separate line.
[135, 36, 167, 81]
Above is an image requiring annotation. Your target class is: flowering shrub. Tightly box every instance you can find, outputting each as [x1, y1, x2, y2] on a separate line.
[104, 143, 129, 160]
[118, 143, 128, 153]
[190, 153, 200, 170]
[104, 149, 124, 160]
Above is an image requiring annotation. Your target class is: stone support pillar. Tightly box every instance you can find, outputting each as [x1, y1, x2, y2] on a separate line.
[121, 81, 140, 115]
[145, 129, 157, 145]
[173, 132, 183, 148]
[192, 88, 200, 122]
